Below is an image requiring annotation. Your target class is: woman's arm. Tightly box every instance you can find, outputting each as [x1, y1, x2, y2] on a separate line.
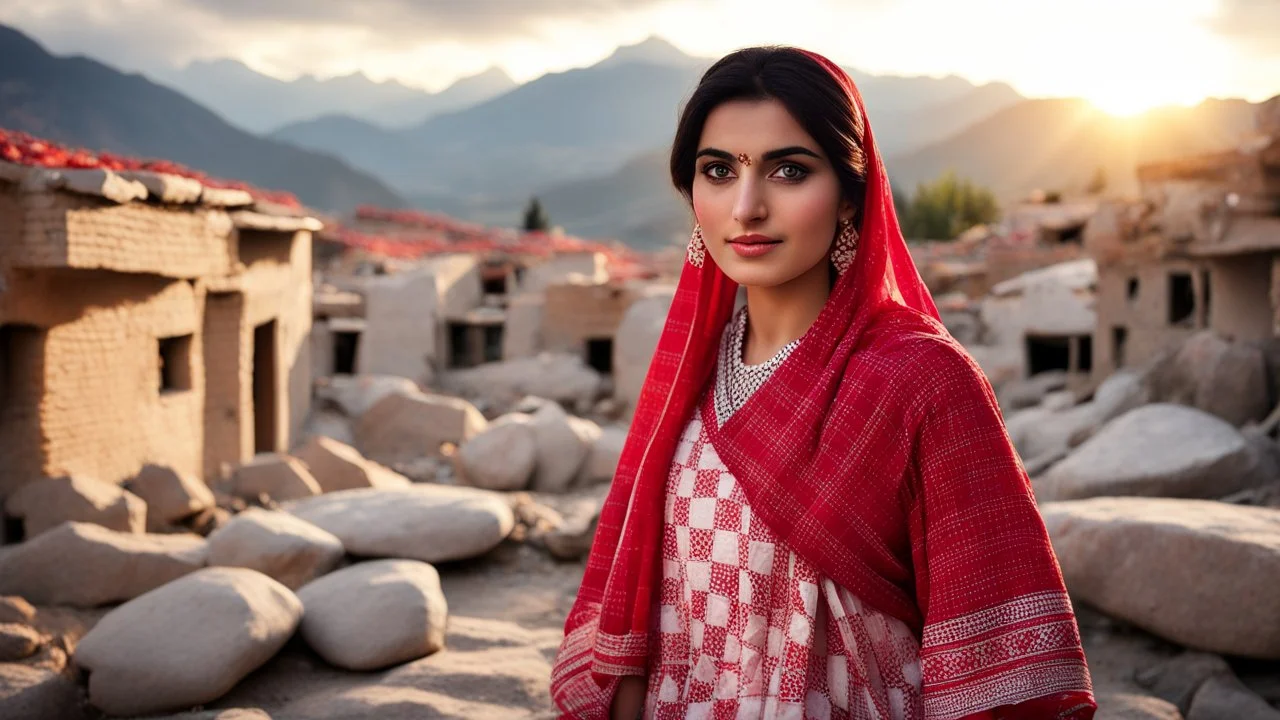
[609, 675, 646, 720]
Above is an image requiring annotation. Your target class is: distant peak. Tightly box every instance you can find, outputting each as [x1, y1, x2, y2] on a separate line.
[600, 35, 692, 68]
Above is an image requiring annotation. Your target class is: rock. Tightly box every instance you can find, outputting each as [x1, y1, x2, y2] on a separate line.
[541, 502, 601, 561]
[1146, 331, 1271, 427]
[1043, 497, 1280, 658]
[296, 559, 447, 671]
[1187, 675, 1280, 720]
[529, 403, 594, 494]
[1009, 404, 1098, 465]
[293, 435, 410, 493]
[0, 522, 207, 607]
[998, 370, 1069, 412]
[301, 409, 356, 447]
[456, 413, 538, 491]
[0, 596, 36, 625]
[443, 354, 604, 415]
[1042, 390, 1078, 412]
[615, 287, 675, 412]
[578, 425, 627, 485]
[0, 622, 43, 661]
[315, 374, 421, 418]
[232, 453, 322, 502]
[356, 390, 488, 466]
[127, 464, 215, 532]
[207, 509, 345, 590]
[0, 664, 91, 720]
[283, 485, 514, 563]
[4, 475, 146, 539]
[1037, 404, 1272, 502]
[1096, 693, 1184, 720]
[1136, 652, 1233, 713]
[75, 567, 303, 717]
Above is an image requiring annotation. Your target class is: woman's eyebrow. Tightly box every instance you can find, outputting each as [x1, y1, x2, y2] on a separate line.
[695, 148, 734, 161]
[762, 146, 821, 161]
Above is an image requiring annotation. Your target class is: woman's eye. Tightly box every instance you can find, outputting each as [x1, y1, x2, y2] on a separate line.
[702, 163, 733, 180]
[772, 164, 808, 181]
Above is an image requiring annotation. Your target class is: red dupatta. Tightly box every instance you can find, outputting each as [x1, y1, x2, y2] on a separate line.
[551, 50, 1094, 719]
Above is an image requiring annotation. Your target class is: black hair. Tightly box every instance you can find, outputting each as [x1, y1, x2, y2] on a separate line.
[670, 46, 868, 217]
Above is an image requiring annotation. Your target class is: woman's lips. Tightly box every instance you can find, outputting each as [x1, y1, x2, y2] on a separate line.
[728, 234, 781, 258]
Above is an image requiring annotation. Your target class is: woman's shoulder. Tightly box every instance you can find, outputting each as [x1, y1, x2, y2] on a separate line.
[845, 306, 994, 413]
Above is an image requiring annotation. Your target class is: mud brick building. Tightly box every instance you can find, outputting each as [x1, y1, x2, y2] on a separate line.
[1087, 95, 1280, 378]
[0, 160, 318, 497]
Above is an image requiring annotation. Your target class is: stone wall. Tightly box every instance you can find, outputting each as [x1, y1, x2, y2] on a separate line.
[12, 192, 233, 278]
[541, 282, 634, 360]
[1093, 258, 1206, 379]
[1207, 254, 1275, 344]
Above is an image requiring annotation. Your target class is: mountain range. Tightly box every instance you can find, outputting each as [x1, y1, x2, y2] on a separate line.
[1, 24, 1267, 247]
[0, 25, 404, 212]
[153, 60, 517, 133]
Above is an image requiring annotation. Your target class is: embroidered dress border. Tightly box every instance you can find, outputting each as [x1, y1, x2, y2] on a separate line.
[921, 590, 1074, 648]
[593, 629, 650, 675]
[922, 659, 1093, 720]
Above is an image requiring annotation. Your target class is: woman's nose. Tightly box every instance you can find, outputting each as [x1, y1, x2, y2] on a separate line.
[732, 175, 767, 225]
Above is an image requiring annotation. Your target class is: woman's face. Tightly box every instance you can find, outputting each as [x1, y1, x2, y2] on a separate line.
[691, 98, 852, 289]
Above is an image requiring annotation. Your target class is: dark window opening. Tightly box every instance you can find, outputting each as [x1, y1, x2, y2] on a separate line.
[1126, 277, 1139, 302]
[448, 322, 469, 368]
[252, 320, 278, 454]
[3, 515, 22, 544]
[586, 338, 614, 375]
[482, 275, 507, 295]
[1026, 335, 1071, 376]
[1168, 272, 1195, 326]
[1078, 335, 1093, 373]
[1054, 224, 1085, 244]
[333, 331, 360, 375]
[1112, 326, 1128, 368]
[483, 325, 504, 363]
[159, 334, 193, 393]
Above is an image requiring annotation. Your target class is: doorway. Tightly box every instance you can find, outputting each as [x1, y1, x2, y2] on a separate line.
[252, 320, 278, 454]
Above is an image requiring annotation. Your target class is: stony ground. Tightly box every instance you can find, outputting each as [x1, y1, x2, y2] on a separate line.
[141, 541, 581, 720]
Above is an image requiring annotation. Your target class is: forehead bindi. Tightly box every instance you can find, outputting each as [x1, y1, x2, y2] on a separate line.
[698, 99, 822, 160]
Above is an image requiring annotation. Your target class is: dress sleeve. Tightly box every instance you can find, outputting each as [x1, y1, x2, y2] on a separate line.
[906, 345, 1095, 719]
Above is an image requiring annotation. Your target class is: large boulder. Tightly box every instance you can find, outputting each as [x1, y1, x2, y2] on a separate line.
[1037, 404, 1272, 502]
[232, 453, 322, 502]
[207, 509, 345, 590]
[529, 403, 594, 494]
[293, 435, 410, 493]
[4, 476, 146, 538]
[356, 390, 487, 466]
[1095, 693, 1183, 720]
[443, 354, 604, 415]
[283, 485, 514, 563]
[578, 425, 628, 485]
[1043, 497, 1280, 658]
[614, 287, 675, 413]
[0, 522, 207, 607]
[315, 374, 420, 418]
[75, 567, 303, 717]
[1187, 674, 1280, 720]
[1145, 330, 1271, 426]
[127, 464, 215, 532]
[456, 413, 538, 491]
[296, 559, 447, 671]
[997, 370, 1069, 413]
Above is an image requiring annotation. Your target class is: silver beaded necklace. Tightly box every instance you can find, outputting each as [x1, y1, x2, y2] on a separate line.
[713, 306, 802, 425]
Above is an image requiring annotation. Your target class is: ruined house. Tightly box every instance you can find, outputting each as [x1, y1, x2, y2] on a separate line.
[0, 156, 316, 497]
[1087, 96, 1280, 379]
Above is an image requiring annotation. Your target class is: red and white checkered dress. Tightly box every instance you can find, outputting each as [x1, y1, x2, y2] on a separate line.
[644, 309, 925, 719]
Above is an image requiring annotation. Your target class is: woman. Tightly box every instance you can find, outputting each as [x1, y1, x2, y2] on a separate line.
[551, 46, 1095, 719]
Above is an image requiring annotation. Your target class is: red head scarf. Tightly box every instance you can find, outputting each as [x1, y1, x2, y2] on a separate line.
[551, 49, 1094, 719]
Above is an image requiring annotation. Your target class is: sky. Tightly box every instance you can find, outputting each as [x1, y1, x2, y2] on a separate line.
[3, 0, 1278, 116]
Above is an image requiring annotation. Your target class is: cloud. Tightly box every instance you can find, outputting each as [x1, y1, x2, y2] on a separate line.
[1205, 0, 1280, 55]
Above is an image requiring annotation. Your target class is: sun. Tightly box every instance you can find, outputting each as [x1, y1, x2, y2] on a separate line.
[1079, 68, 1210, 117]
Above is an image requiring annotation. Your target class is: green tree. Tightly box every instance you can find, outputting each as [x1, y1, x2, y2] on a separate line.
[522, 196, 550, 232]
[898, 171, 999, 240]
